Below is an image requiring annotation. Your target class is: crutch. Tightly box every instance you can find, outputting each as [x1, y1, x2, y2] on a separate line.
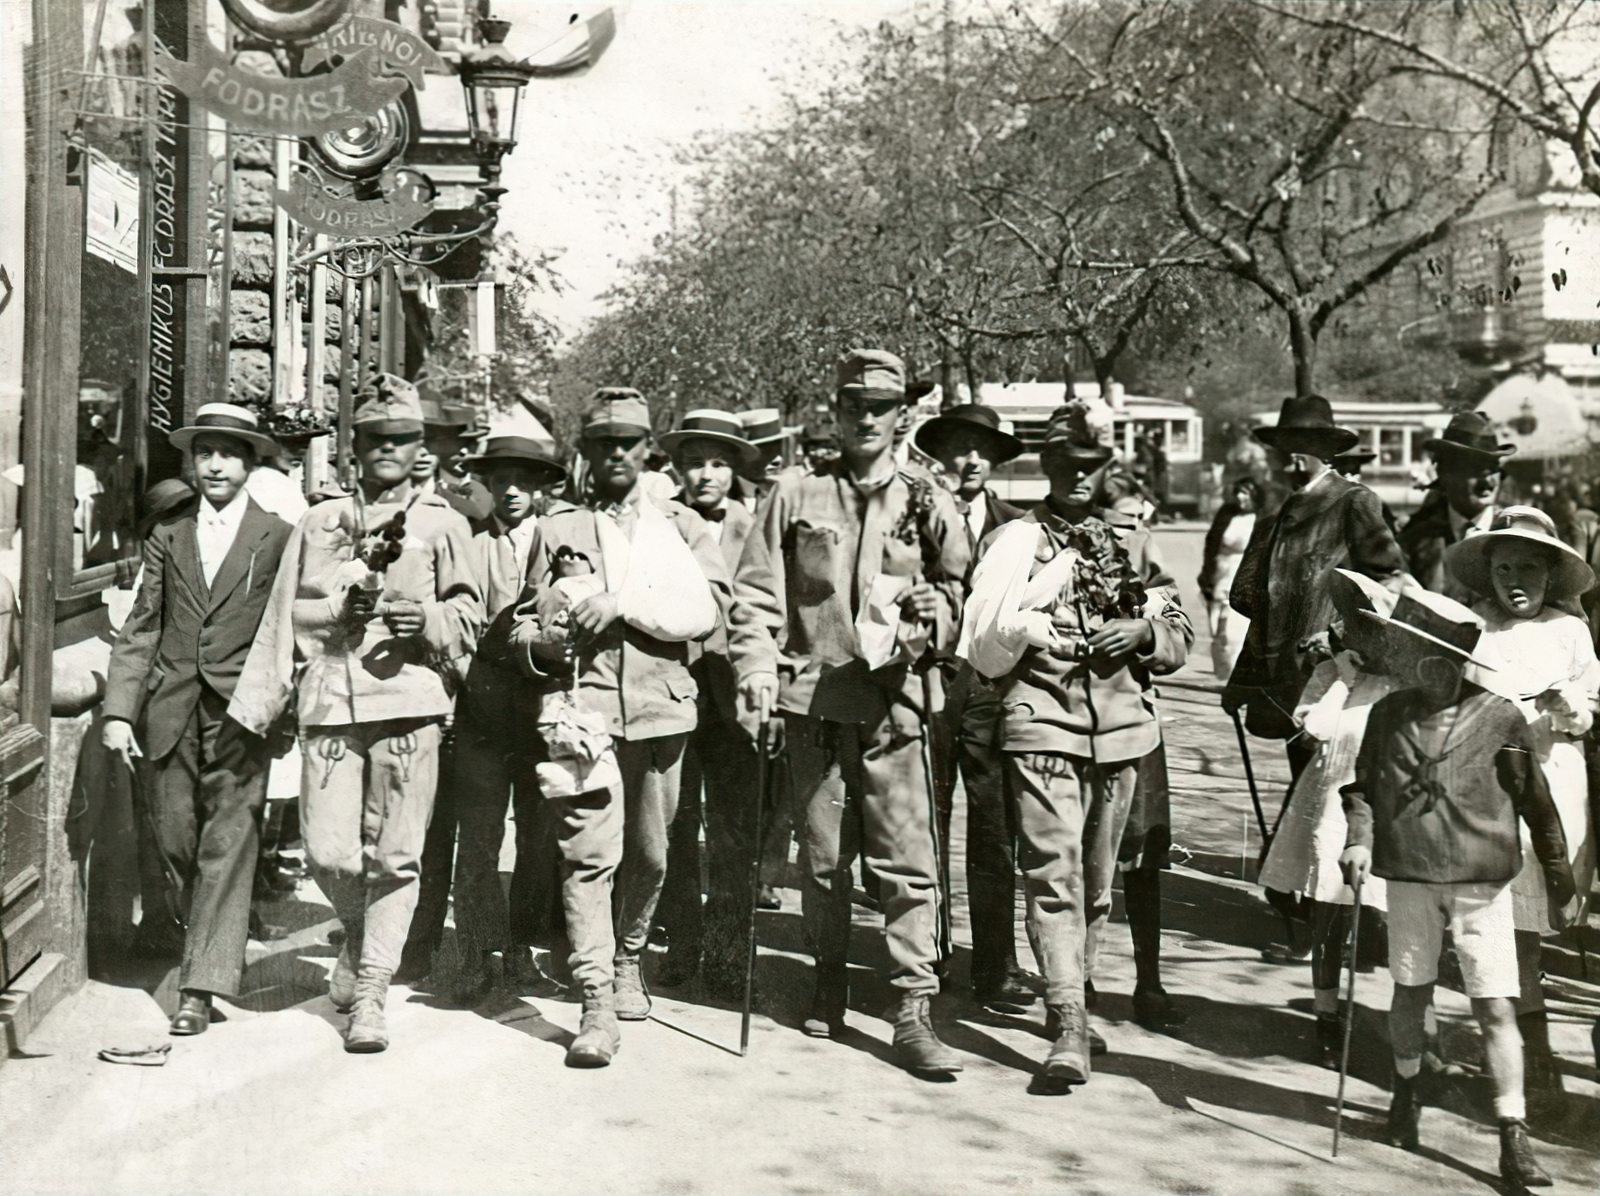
[740, 691, 772, 1057]
[1332, 869, 1365, 1158]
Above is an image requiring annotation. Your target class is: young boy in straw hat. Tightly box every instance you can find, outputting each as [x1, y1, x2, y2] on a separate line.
[1444, 504, 1599, 1119]
[1339, 589, 1574, 1189]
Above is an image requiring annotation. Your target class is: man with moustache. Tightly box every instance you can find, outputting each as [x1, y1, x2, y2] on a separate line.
[103, 404, 293, 1036]
[1398, 412, 1515, 604]
[733, 350, 971, 1077]
[1223, 394, 1405, 962]
[230, 376, 484, 1053]
[913, 404, 1035, 1010]
[510, 389, 752, 1067]
[655, 410, 765, 995]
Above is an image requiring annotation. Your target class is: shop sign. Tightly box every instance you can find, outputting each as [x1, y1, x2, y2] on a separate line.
[276, 173, 433, 237]
[146, 80, 186, 434]
[152, 39, 409, 137]
[86, 151, 141, 274]
[301, 16, 448, 90]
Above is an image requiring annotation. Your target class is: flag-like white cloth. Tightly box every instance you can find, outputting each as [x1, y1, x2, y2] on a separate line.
[957, 520, 1077, 679]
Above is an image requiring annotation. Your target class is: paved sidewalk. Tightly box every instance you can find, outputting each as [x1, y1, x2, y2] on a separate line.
[1, 526, 1596, 1195]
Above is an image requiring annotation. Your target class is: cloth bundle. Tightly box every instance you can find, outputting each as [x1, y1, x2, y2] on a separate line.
[956, 520, 1079, 679]
[598, 500, 717, 643]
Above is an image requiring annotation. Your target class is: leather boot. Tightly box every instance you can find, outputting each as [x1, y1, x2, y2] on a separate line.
[890, 992, 962, 1077]
[1043, 1003, 1091, 1085]
[613, 953, 652, 1020]
[803, 968, 848, 1038]
[1519, 1012, 1566, 1124]
[344, 969, 391, 1054]
[1315, 1013, 1343, 1070]
[1498, 1118, 1553, 1189]
[328, 924, 363, 1013]
[1385, 1069, 1422, 1149]
[566, 985, 621, 1068]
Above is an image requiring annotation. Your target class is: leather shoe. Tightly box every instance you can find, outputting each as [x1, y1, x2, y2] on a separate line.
[803, 971, 847, 1038]
[1132, 986, 1186, 1030]
[890, 993, 962, 1077]
[974, 966, 1038, 1014]
[170, 992, 211, 1036]
[1498, 1118, 1552, 1188]
[613, 953, 652, 1020]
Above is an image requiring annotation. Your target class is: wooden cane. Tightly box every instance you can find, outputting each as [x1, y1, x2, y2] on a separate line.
[740, 692, 772, 1057]
[1332, 869, 1365, 1158]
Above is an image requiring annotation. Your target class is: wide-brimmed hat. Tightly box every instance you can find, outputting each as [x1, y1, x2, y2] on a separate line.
[135, 477, 198, 539]
[1332, 447, 1377, 471]
[1359, 587, 1493, 668]
[1444, 505, 1596, 603]
[914, 403, 1023, 464]
[739, 408, 786, 445]
[582, 387, 651, 439]
[168, 403, 281, 457]
[835, 349, 906, 402]
[1042, 398, 1116, 462]
[659, 409, 760, 466]
[352, 374, 425, 435]
[463, 435, 567, 484]
[1422, 411, 1515, 469]
[1329, 568, 1396, 656]
[1253, 395, 1359, 458]
[419, 395, 478, 431]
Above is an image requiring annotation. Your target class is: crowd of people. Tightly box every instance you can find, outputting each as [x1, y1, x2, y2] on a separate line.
[99, 360, 1595, 1190]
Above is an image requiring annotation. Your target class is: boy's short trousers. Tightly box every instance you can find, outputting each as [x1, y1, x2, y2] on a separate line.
[1387, 879, 1517, 998]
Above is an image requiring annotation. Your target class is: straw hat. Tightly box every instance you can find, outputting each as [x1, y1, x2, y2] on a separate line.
[659, 409, 760, 466]
[168, 403, 280, 457]
[1444, 505, 1596, 603]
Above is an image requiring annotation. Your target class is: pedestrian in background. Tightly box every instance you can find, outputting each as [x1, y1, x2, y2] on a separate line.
[1199, 476, 1261, 682]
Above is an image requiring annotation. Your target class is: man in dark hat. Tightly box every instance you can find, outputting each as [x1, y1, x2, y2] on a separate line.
[1224, 394, 1405, 961]
[1330, 446, 1397, 534]
[229, 374, 484, 1053]
[103, 404, 294, 1036]
[959, 397, 1193, 1084]
[914, 404, 1034, 1009]
[446, 433, 573, 998]
[416, 393, 493, 522]
[1398, 411, 1515, 604]
[734, 349, 971, 1078]
[654, 410, 764, 994]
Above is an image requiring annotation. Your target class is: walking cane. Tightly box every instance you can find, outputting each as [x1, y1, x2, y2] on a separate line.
[1229, 707, 1271, 847]
[740, 691, 772, 1057]
[1332, 869, 1364, 1158]
[920, 669, 953, 965]
[125, 756, 188, 931]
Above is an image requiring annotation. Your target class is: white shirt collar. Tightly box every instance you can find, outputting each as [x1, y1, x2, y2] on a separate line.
[200, 485, 251, 528]
[964, 490, 988, 541]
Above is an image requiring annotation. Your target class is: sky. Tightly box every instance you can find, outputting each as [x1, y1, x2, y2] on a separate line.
[487, 2, 915, 334]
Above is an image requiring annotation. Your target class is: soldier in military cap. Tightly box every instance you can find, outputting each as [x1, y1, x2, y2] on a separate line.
[733, 349, 971, 1078]
[509, 388, 759, 1067]
[229, 374, 484, 1054]
[416, 391, 494, 522]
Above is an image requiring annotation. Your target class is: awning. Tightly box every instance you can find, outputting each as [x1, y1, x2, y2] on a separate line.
[1476, 372, 1592, 460]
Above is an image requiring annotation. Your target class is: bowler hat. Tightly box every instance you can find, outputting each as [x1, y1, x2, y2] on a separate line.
[835, 349, 906, 401]
[914, 404, 1023, 464]
[1422, 411, 1515, 468]
[1445, 505, 1595, 603]
[1332, 447, 1377, 470]
[1253, 395, 1359, 457]
[463, 435, 568, 484]
[582, 388, 651, 439]
[351, 374, 425, 435]
[1042, 398, 1116, 462]
[659, 409, 760, 466]
[168, 402, 281, 458]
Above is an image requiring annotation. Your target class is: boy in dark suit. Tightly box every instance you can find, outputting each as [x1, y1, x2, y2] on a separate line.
[103, 404, 294, 1036]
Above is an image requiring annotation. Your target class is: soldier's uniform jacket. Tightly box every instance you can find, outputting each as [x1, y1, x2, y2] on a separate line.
[429, 471, 493, 523]
[228, 487, 484, 734]
[732, 461, 970, 725]
[983, 505, 1191, 763]
[513, 485, 745, 741]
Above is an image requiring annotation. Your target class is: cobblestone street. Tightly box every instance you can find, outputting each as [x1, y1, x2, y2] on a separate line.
[2, 527, 1596, 1196]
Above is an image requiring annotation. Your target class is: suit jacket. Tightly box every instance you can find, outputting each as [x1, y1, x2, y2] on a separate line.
[688, 498, 756, 723]
[1226, 472, 1403, 737]
[1397, 490, 1482, 605]
[105, 496, 293, 760]
[961, 488, 1024, 561]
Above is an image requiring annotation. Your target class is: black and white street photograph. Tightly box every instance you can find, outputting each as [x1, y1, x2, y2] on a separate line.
[0, 1, 1598, 1192]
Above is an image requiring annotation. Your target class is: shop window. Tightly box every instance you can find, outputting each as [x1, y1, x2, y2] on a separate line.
[1379, 427, 1406, 469]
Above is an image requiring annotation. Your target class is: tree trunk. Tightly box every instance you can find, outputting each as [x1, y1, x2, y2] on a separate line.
[1287, 306, 1318, 397]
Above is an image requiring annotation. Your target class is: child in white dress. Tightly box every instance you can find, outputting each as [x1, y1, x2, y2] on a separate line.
[1259, 568, 1394, 1066]
[1445, 505, 1599, 1118]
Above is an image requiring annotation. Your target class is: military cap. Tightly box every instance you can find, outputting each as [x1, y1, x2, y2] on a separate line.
[834, 349, 906, 401]
[582, 387, 651, 439]
[352, 374, 425, 434]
